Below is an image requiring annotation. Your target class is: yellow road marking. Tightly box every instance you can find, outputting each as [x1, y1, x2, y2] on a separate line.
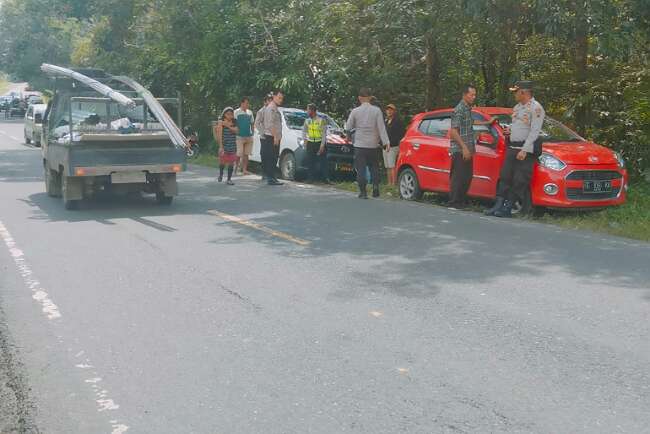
[208, 210, 311, 246]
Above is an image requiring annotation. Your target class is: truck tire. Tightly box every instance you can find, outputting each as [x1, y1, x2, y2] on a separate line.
[155, 192, 173, 205]
[44, 165, 62, 197]
[62, 175, 80, 210]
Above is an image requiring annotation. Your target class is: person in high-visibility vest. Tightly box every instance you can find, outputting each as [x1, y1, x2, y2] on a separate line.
[302, 104, 329, 183]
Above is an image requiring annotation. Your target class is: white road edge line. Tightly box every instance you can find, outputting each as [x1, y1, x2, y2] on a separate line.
[0, 221, 61, 319]
[0, 220, 129, 434]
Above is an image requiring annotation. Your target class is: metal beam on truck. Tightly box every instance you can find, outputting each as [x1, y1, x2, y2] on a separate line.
[41, 64, 136, 109]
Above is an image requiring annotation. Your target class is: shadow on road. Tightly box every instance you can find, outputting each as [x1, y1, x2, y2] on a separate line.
[3, 144, 649, 301]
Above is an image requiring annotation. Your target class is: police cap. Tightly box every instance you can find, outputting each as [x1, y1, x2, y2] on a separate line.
[509, 80, 534, 92]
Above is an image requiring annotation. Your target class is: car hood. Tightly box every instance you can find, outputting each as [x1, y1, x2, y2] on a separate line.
[542, 141, 618, 165]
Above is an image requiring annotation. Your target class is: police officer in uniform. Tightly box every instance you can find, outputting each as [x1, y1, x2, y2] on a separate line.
[485, 80, 545, 217]
[302, 103, 329, 182]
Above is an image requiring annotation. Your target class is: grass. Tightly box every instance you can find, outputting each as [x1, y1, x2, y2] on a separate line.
[539, 183, 650, 242]
[188, 152, 220, 168]
[189, 154, 650, 242]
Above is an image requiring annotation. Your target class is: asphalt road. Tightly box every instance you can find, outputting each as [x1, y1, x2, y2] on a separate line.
[0, 115, 649, 434]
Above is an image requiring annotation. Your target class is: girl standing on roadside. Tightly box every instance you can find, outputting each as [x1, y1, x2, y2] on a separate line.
[214, 107, 239, 185]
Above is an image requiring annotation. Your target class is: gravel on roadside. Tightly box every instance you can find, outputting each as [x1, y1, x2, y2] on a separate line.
[0, 304, 38, 434]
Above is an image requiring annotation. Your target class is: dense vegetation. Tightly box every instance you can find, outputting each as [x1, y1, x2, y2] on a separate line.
[1, 0, 649, 178]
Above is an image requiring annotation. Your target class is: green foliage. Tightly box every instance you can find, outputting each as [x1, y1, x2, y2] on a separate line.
[1, 0, 648, 176]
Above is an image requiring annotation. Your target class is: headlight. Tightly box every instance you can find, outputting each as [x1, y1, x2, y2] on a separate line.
[538, 152, 566, 171]
[614, 152, 625, 169]
[297, 138, 305, 148]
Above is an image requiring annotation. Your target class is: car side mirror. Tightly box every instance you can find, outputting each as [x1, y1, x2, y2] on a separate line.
[477, 132, 495, 146]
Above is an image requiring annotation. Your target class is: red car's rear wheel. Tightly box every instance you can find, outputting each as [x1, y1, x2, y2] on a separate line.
[399, 168, 423, 201]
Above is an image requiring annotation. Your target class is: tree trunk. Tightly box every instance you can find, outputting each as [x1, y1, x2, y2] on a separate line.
[480, 42, 498, 106]
[574, 3, 589, 134]
[425, 34, 441, 110]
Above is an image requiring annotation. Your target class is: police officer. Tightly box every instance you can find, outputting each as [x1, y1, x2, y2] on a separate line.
[302, 103, 329, 182]
[255, 90, 284, 185]
[345, 88, 390, 199]
[486, 80, 545, 217]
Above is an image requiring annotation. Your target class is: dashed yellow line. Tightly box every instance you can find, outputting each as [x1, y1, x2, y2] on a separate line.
[208, 210, 311, 246]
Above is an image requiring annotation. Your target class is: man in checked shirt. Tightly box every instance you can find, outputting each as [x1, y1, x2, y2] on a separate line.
[448, 84, 497, 209]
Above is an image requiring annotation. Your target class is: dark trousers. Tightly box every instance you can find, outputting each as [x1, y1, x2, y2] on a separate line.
[306, 141, 328, 181]
[354, 147, 380, 189]
[260, 135, 278, 180]
[497, 148, 535, 203]
[449, 153, 473, 204]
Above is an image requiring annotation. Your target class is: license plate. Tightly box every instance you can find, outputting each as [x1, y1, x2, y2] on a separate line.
[336, 164, 353, 172]
[583, 180, 612, 193]
[111, 172, 146, 184]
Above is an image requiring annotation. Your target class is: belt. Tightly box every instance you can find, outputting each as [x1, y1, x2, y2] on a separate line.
[509, 140, 524, 149]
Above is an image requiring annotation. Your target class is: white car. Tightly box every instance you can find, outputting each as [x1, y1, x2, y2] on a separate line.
[250, 107, 352, 180]
[24, 103, 47, 146]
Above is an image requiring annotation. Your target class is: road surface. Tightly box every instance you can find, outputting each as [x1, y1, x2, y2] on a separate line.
[0, 115, 649, 434]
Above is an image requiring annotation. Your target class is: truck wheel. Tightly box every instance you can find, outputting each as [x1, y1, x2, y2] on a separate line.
[156, 192, 173, 205]
[399, 168, 423, 201]
[279, 151, 296, 180]
[62, 175, 80, 210]
[44, 166, 62, 197]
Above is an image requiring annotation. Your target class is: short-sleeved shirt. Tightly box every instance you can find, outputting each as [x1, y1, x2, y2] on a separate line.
[345, 102, 390, 149]
[258, 102, 282, 139]
[450, 100, 474, 154]
[234, 108, 254, 138]
[510, 98, 545, 153]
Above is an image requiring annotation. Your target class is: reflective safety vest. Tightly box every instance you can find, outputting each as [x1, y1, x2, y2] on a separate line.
[306, 117, 326, 142]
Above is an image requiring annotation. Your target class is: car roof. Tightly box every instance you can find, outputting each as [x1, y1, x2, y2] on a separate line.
[417, 106, 513, 118]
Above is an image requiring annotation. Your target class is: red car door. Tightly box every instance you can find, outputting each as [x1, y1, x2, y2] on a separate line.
[411, 115, 452, 193]
[469, 112, 503, 198]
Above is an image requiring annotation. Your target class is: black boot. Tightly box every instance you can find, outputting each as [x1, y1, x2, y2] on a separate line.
[484, 196, 504, 216]
[494, 199, 513, 218]
[358, 184, 368, 199]
[372, 184, 380, 198]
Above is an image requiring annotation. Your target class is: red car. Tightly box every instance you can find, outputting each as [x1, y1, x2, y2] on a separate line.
[396, 107, 628, 213]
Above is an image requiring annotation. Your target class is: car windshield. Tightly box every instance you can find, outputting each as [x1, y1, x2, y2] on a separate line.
[283, 110, 340, 131]
[494, 114, 583, 143]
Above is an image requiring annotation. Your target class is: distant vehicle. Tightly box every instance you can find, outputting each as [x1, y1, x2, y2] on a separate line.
[8, 98, 27, 117]
[24, 103, 47, 146]
[27, 95, 43, 105]
[250, 107, 354, 180]
[41, 67, 186, 209]
[0, 96, 12, 111]
[396, 107, 628, 214]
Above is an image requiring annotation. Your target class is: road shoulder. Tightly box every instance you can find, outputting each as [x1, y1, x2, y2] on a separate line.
[0, 302, 38, 433]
